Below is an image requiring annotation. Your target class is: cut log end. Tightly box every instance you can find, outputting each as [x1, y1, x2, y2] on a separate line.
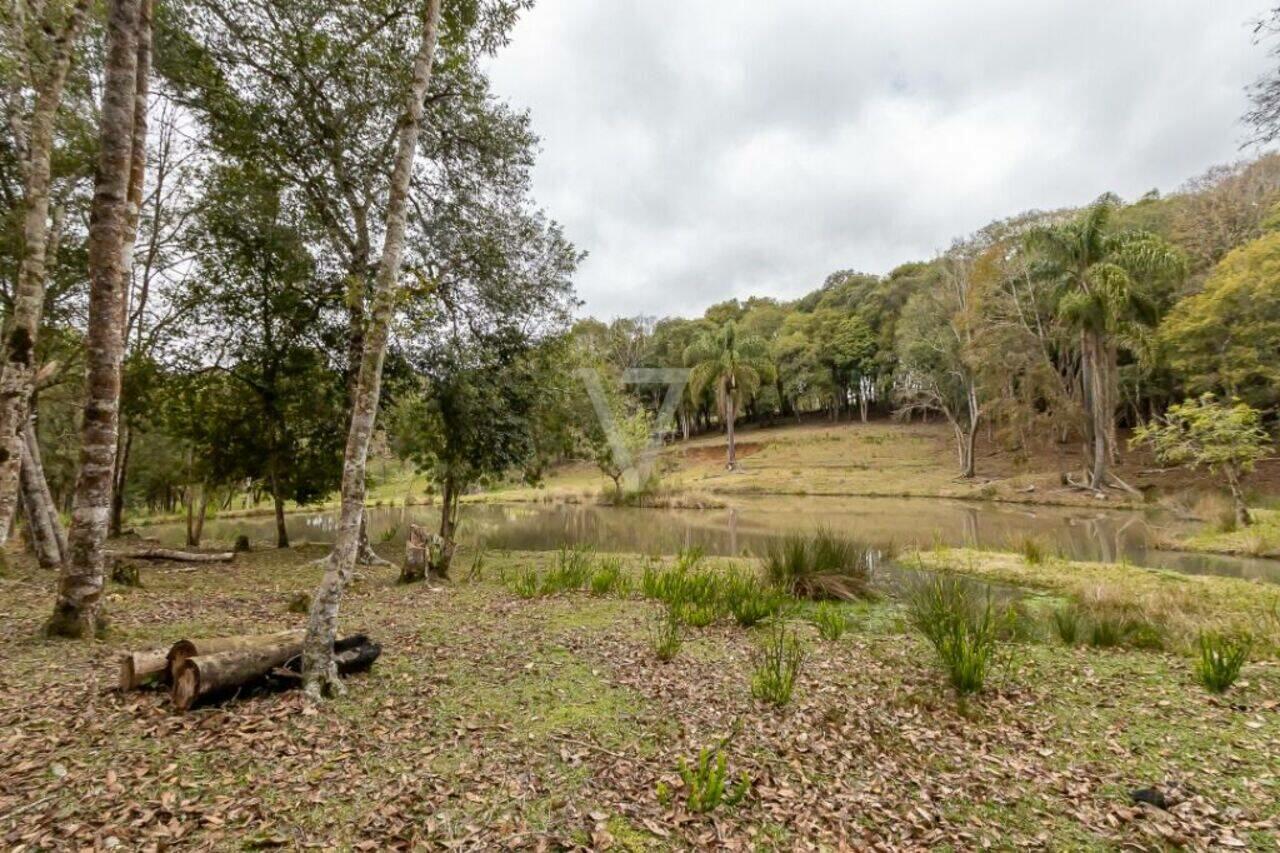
[173, 663, 199, 712]
[119, 648, 170, 691]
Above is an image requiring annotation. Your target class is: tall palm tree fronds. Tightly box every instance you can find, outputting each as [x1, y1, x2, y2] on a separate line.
[1024, 196, 1186, 489]
[684, 322, 775, 469]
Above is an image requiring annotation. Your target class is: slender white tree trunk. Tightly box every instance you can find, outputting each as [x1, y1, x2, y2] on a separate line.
[0, 0, 93, 547]
[20, 416, 67, 568]
[47, 0, 149, 638]
[303, 0, 443, 699]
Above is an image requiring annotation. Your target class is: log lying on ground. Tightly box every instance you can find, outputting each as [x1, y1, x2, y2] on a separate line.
[171, 633, 380, 712]
[109, 547, 235, 563]
[118, 648, 171, 690]
[167, 629, 305, 682]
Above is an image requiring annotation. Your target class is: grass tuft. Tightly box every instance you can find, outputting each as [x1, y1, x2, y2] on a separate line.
[1193, 631, 1250, 693]
[750, 622, 805, 706]
[661, 743, 750, 813]
[906, 575, 999, 695]
[762, 529, 874, 601]
[649, 606, 683, 661]
[810, 601, 851, 641]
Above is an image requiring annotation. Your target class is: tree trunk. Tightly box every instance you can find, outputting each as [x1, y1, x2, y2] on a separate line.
[110, 422, 133, 537]
[725, 394, 737, 469]
[432, 476, 458, 578]
[19, 426, 64, 568]
[0, 0, 93, 547]
[1226, 469, 1252, 527]
[1083, 330, 1111, 491]
[960, 420, 978, 479]
[303, 0, 442, 699]
[272, 490, 288, 549]
[191, 485, 209, 547]
[48, 0, 149, 639]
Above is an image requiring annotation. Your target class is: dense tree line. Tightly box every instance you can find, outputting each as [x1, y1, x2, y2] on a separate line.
[571, 156, 1280, 495]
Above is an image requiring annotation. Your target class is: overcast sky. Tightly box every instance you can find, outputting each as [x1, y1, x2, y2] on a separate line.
[485, 1, 1274, 320]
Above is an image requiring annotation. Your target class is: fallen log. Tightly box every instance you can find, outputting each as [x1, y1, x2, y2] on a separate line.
[167, 629, 305, 682]
[118, 648, 171, 690]
[108, 548, 234, 563]
[171, 634, 380, 711]
[172, 636, 305, 712]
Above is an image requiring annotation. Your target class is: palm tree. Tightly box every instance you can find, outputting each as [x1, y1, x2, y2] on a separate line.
[684, 322, 775, 470]
[1025, 197, 1185, 490]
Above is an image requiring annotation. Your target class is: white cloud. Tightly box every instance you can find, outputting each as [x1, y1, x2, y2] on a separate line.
[486, 0, 1272, 318]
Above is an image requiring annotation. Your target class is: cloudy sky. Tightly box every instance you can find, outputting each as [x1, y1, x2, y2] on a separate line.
[486, 1, 1274, 320]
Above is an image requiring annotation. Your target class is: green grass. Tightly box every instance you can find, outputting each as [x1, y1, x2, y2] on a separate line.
[1193, 631, 1251, 693]
[762, 528, 874, 601]
[905, 575, 1000, 695]
[750, 622, 805, 706]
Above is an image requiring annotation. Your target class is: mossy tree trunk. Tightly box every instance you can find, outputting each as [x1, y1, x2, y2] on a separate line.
[48, 0, 150, 638]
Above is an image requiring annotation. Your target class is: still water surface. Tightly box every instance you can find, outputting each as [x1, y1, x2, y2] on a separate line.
[148, 495, 1280, 583]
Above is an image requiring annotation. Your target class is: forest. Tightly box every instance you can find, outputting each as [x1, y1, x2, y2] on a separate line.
[3, 0, 1280, 848]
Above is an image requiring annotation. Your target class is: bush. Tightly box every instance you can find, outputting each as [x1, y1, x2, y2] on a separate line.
[810, 601, 850, 641]
[762, 529, 874, 601]
[1194, 631, 1250, 693]
[720, 570, 785, 627]
[750, 623, 805, 706]
[649, 606, 683, 661]
[662, 744, 750, 813]
[906, 576, 999, 695]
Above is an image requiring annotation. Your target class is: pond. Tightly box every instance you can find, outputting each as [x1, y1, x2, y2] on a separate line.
[144, 494, 1280, 584]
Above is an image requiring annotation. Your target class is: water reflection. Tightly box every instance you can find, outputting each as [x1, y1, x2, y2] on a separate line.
[151, 495, 1280, 583]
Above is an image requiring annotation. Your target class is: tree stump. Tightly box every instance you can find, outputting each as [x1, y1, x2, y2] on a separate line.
[401, 524, 428, 583]
[110, 558, 141, 587]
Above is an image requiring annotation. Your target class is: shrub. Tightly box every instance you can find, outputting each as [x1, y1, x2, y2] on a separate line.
[751, 623, 805, 706]
[906, 575, 999, 695]
[589, 557, 627, 596]
[662, 744, 750, 813]
[1194, 632, 1251, 693]
[720, 571, 785, 627]
[810, 602, 850, 641]
[1050, 604, 1083, 645]
[762, 529, 873, 601]
[649, 606, 683, 661]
